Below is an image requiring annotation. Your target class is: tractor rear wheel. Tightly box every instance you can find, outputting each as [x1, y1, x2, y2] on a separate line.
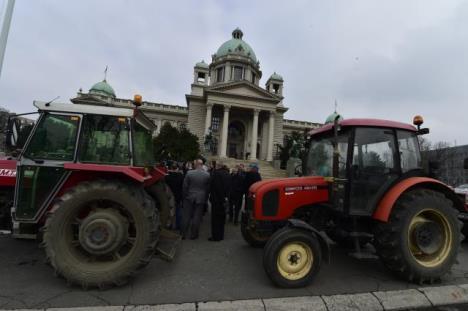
[240, 212, 269, 248]
[374, 189, 461, 284]
[263, 227, 322, 288]
[43, 180, 159, 289]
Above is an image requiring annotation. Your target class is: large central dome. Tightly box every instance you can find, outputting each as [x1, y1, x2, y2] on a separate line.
[215, 28, 257, 63]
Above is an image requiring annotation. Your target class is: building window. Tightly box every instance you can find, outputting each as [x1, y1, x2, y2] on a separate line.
[251, 73, 256, 84]
[272, 83, 280, 94]
[211, 115, 220, 132]
[197, 72, 206, 83]
[233, 66, 243, 81]
[216, 67, 224, 82]
[178, 122, 187, 131]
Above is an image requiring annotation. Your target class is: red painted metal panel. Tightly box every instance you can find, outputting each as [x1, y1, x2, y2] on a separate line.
[0, 159, 17, 187]
[252, 176, 329, 221]
[309, 118, 417, 137]
[64, 163, 149, 183]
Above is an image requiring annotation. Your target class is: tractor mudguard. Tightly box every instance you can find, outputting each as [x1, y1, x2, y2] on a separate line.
[287, 218, 332, 263]
[373, 177, 463, 222]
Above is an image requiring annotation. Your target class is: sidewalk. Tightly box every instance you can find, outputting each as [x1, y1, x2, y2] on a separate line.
[3, 284, 468, 311]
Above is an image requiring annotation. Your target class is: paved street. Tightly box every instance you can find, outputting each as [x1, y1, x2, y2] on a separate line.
[1, 219, 468, 310]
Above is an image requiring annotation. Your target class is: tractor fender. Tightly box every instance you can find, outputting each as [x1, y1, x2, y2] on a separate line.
[287, 218, 332, 263]
[372, 177, 463, 222]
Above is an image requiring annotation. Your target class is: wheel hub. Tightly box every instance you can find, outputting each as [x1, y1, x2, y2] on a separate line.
[78, 209, 128, 255]
[412, 221, 443, 255]
[277, 242, 313, 281]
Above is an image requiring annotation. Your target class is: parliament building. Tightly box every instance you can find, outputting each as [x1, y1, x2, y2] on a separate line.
[72, 28, 321, 161]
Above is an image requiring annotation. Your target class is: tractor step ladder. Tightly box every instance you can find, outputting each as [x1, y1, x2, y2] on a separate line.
[155, 228, 182, 261]
[348, 231, 378, 260]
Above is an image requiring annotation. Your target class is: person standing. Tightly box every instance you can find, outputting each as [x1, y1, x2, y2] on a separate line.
[229, 164, 245, 225]
[209, 162, 231, 241]
[244, 163, 262, 198]
[180, 159, 210, 240]
[165, 163, 184, 230]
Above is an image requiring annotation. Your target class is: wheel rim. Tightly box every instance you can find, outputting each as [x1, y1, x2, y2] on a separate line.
[66, 200, 138, 264]
[276, 242, 313, 280]
[408, 208, 453, 268]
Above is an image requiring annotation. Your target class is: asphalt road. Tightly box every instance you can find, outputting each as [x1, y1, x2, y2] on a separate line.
[1, 218, 468, 310]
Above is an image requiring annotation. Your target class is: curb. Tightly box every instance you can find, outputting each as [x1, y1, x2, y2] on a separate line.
[2, 284, 468, 311]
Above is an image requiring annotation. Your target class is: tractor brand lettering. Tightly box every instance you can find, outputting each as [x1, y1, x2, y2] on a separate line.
[284, 185, 318, 192]
[0, 169, 15, 177]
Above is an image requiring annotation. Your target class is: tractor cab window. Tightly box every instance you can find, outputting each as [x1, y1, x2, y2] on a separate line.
[397, 130, 421, 173]
[305, 133, 348, 177]
[79, 115, 130, 165]
[132, 121, 155, 167]
[24, 114, 79, 161]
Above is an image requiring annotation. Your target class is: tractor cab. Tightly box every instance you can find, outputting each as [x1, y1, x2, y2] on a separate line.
[304, 118, 424, 216]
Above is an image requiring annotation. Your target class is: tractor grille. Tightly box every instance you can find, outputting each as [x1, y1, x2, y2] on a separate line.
[262, 189, 279, 217]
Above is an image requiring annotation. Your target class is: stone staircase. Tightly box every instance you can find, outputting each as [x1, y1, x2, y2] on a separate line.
[208, 157, 287, 180]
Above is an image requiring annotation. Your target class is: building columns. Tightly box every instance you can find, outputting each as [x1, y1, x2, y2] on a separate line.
[204, 103, 213, 134]
[250, 109, 260, 161]
[219, 105, 230, 158]
[267, 111, 275, 161]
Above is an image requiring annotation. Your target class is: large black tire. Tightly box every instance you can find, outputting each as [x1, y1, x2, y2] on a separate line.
[0, 188, 13, 231]
[374, 189, 461, 284]
[263, 227, 322, 288]
[240, 211, 269, 248]
[43, 180, 159, 289]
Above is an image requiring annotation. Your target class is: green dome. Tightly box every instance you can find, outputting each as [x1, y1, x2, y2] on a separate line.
[89, 80, 116, 98]
[215, 28, 257, 63]
[269, 72, 283, 81]
[195, 60, 209, 69]
[325, 112, 343, 124]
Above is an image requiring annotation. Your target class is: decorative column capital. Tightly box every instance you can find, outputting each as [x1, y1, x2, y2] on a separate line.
[223, 104, 231, 112]
[253, 108, 260, 116]
[269, 111, 276, 118]
[206, 103, 214, 109]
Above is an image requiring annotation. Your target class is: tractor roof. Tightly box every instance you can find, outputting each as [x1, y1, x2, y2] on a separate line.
[34, 100, 135, 117]
[33, 101, 156, 131]
[310, 118, 417, 137]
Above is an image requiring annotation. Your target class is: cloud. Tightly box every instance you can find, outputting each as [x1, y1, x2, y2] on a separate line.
[0, 0, 466, 144]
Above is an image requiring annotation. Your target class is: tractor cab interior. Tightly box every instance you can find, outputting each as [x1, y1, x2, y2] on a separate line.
[306, 126, 422, 215]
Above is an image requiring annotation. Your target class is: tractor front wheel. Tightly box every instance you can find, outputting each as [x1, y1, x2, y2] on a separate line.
[263, 227, 322, 288]
[43, 180, 159, 289]
[374, 189, 461, 284]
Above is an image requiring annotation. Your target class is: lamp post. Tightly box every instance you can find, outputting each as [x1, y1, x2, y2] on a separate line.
[0, 0, 15, 80]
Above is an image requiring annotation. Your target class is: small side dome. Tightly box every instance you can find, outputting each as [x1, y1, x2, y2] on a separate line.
[195, 60, 209, 69]
[325, 111, 343, 124]
[269, 72, 283, 81]
[89, 79, 116, 98]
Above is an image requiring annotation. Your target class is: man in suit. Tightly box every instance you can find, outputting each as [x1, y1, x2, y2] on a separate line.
[229, 164, 245, 225]
[243, 163, 262, 198]
[209, 163, 231, 241]
[180, 159, 210, 240]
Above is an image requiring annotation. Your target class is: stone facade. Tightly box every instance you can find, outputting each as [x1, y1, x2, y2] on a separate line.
[71, 28, 320, 161]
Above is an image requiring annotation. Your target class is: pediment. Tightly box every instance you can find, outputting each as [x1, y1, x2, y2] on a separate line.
[206, 81, 281, 102]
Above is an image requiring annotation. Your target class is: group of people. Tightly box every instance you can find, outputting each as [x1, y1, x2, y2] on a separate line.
[164, 159, 262, 242]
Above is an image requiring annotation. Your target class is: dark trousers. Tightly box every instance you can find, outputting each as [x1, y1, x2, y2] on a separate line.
[229, 193, 243, 223]
[211, 202, 226, 241]
[181, 199, 204, 239]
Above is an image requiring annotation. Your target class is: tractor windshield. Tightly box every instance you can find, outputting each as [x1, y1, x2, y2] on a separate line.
[305, 133, 348, 177]
[132, 121, 155, 167]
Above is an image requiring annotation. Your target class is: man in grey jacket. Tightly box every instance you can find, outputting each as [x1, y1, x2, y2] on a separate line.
[180, 159, 210, 239]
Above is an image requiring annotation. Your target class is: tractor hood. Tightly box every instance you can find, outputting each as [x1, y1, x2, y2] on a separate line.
[248, 176, 330, 221]
[0, 159, 17, 187]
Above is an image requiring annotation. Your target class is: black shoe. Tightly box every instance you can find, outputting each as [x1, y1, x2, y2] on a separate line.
[208, 237, 220, 242]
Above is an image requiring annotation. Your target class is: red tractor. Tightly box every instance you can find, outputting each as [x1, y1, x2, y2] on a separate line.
[241, 116, 465, 288]
[0, 97, 178, 288]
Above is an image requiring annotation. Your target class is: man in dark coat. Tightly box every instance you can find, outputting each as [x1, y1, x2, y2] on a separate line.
[229, 164, 245, 225]
[209, 163, 231, 241]
[243, 163, 262, 198]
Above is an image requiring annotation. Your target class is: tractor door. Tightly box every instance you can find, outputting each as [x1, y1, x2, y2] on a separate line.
[348, 127, 399, 215]
[14, 113, 81, 221]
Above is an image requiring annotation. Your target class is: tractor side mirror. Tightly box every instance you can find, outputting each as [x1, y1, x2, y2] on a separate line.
[464, 158, 468, 170]
[5, 117, 20, 148]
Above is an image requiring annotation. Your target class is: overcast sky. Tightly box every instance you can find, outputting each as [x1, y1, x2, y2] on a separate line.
[0, 0, 466, 144]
